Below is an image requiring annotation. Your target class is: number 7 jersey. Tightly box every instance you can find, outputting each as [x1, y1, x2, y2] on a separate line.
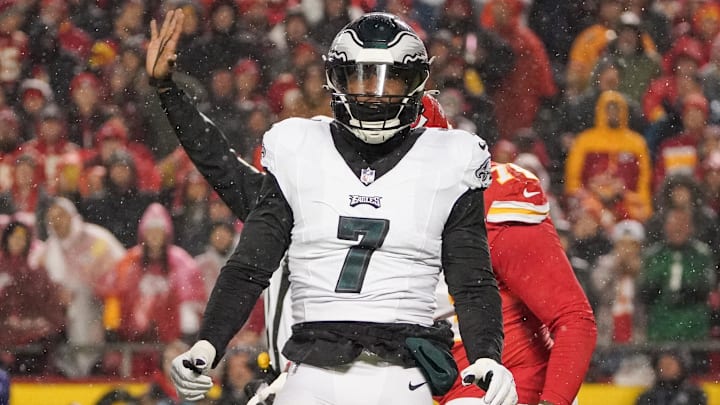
[261, 118, 491, 327]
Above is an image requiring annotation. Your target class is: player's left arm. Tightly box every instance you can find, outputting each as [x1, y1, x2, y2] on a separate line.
[443, 188, 502, 362]
[444, 134, 500, 362]
[493, 221, 597, 405]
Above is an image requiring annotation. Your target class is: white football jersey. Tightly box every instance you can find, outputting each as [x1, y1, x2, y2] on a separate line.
[262, 118, 490, 327]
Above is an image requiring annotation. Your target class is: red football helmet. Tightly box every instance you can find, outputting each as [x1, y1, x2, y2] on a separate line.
[413, 93, 451, 130]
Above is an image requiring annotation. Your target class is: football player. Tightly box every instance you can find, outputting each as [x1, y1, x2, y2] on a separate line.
[147, 10, 517, 405]
[435, 163, 597, 405]
[410, 96, 597, 405]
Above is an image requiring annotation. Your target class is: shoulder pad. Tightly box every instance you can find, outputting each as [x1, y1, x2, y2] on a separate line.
[485, 162, 549, 224]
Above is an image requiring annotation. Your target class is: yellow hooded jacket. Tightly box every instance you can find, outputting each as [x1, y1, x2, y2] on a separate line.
[565, 91, 652, 215]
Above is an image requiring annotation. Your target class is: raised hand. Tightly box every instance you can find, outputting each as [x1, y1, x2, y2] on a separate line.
[146, 8, 185, 80]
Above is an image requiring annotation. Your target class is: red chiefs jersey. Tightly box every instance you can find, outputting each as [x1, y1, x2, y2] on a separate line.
[437, 163, 597, 405]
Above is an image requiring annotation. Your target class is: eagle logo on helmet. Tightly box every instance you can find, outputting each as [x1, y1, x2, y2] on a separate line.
[325, 13, 430, 145]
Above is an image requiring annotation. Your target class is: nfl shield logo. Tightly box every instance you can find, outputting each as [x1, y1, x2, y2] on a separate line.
[360, 167, 376, 185]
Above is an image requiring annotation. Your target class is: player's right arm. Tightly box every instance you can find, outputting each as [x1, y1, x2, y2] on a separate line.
[147, 8, 263, 221]
[171, 169, 293, 401]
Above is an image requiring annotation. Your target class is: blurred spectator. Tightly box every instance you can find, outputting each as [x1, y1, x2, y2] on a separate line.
[437, 0, 475, 35]
[568, 0, 625, 92]
[1, 152, 45, 216]
[53, 152, 83, 205]
[703, 150, 720, 215]
[26, 0, 91, 101]
[107, 0, 145, 49]
[97, 203, 205, 345]
[66, 71, 111, 149]
[627, 0, 672, 54]
[512, 128, 551, 192]
[565, 207, 613, 308]
[80, 117, 160, 194]
[377, 0, 426, 40]
[425, 30, 458, 90]
[267, 7, 320, 76]
[690, 2, 720, 65]
[170, 0, 208, 79]
[183, 0, 246, 82]
[645, 174, 719, 262]
[82, 151, 158, 248]
[635, 350, 708, 405]
[22, 103, 80, 190]
[592, 220, 646, 345]
[0, 0, 30, 104]
[435, 88, 475, 132]
[34, 151, 86, 240]
[527, 0, 593, 69]
[106, 41, 148, 142]
[297, 62, 332, 118]
[700, 34, 720, 125]
[232, 58, 265, 114]
[0, 220, 64, 375]
[0, 107, 21, 191]
[644, 36, 704, 124]
[490, 139, 518, 164]
[309, 0, 357, 48]
[639, 207, 715, 342]
[563, 58, 647, 137]
[480, 0, 557, 140]
[216, 345, 262, 405]
[603, 11, 662, 104]
[16, 78, 54, 140]
[31, 197, 125, 377]
[171, 169, 213, 257]
[205, 68, 244, 146]
[195, 220, 237, 297]
[235, 103, 274, 170]
[461, 27, 515, 96]
[654, 93, 710, 189]
[565, 90, 653, 222]
[156, 147, 197, 205]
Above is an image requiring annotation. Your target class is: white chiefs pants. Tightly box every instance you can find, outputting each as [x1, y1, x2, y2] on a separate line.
[273, 350, 433, 405]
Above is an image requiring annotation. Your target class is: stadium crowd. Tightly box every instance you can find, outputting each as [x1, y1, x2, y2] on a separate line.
[2, 0, 720, 403]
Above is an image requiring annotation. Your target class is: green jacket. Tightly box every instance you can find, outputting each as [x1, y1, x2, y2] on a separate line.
[639, 240, 715, 342]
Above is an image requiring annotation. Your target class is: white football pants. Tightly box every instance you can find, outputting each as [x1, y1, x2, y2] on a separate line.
[273, 351, 433, 405]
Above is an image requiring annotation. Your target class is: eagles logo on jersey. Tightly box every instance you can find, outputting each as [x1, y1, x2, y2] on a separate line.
[484, 162, 549, 224]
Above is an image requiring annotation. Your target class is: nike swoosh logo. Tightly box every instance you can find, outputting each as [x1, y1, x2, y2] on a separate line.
[523, 189, 541, 198]
[408, 381, 427, 391]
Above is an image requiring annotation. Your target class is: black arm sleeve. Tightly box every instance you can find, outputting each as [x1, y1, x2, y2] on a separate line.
[442, 188, 503, 363]
[157, 83, 264, 221]
[198, 172, 293, 366]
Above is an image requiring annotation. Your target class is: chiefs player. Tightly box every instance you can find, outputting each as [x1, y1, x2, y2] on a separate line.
[155, 72, 596, 404]
[419, 94, 597, 405]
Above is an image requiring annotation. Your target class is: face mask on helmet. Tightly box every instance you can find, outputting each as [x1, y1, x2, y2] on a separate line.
[325, 13, 430, 144]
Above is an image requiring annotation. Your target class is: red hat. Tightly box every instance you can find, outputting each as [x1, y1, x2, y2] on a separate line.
[69, 72, 101, 95]
[19, 79, 53, 101]
[96, 118, 128, 144]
